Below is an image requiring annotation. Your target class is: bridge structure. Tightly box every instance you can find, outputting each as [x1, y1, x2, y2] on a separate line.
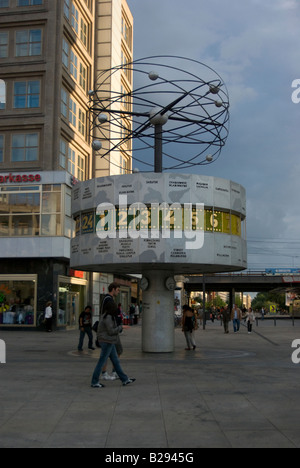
[184, 270, 300, 323]
[185, 271, 300, 293]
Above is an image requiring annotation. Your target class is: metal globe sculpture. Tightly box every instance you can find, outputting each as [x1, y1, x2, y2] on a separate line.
[89, 55, 230, 173]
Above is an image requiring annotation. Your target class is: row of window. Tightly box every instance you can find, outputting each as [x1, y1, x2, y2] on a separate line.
[0, 78, 87, 139]
[0, 133, 87, 182]
[0, 0, 42, 7]
[62, 37, 89, 92]
[0, 0, 93, 13]
[64, 0, 91, 53]
[59, 138, 86, 181]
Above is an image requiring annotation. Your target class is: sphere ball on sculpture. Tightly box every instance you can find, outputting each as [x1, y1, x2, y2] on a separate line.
[92, 140, 102, 151]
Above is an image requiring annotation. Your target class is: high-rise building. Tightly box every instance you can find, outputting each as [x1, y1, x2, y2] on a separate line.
[0, 0, 133, 329]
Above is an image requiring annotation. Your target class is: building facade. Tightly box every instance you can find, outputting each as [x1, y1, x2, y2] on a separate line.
[0, 0, 133, 328]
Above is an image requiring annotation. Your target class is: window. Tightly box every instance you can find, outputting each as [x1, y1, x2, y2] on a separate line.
[11, 133, 39, 162]
[14, 81, 40, 108]
[61, 87, 68, 118]
[68, 97, 76, 127]
[0, 135, 3, 162]
[121, 49, 132, 83]
[59, 139, 67, 169]
[70, 50, 78, 80]
[0, 184, 71, 242]
[62, 38, 69, 68]
[17, 0, 42, 5]
[16, 29, 42, 57]
[78, 108, 85, 137]
[0, 32, 8, 58]
[122, 13, 132, 51]
[71, 4, 79, 34]
[77, 154, 85, 181]
[68, 147, 76, 175]
[0, 80, 6, 110]
[0, 0, 9, 7]
[79, 63, 87, 91]
[80, 18, 88, 47]
[63, 0, 70, 19]
[60, 138, 87, 180]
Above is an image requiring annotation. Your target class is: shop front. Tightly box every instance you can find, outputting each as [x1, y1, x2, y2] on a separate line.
[0, 274, 37, 326]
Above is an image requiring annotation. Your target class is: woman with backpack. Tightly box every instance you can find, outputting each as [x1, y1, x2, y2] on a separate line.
[91, 301, 136, 388]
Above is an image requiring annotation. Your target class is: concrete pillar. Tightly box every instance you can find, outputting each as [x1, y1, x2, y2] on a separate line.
[142, 270, 175, 353]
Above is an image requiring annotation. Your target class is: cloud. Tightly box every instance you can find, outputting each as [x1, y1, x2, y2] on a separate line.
[126, 0, 300, 268]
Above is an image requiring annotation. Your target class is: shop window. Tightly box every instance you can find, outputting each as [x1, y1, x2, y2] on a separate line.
[0, 276, 37, 326]
[0, 184, 63, 238]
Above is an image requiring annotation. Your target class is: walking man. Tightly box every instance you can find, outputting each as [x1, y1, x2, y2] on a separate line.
[78, 305, 95, 351]
[231, 304, 242, 333]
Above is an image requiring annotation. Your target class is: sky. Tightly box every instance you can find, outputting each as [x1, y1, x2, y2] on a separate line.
[126, 0, 300, 270]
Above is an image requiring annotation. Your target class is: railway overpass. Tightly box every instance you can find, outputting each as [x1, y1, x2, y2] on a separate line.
[184, 271, 300, 294]
[183, 271, 300, 304]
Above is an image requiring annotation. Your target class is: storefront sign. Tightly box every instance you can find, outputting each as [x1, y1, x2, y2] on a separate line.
[0, 173, 41, 184]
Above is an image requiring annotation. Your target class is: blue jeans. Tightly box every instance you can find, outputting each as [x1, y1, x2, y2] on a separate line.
[78, 326, 93, 350]
[91, 342, 128, 385]
[233, 319, 240, 333]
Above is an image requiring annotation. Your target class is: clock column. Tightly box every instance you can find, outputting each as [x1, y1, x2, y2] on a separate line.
[141, 270, 175, 353]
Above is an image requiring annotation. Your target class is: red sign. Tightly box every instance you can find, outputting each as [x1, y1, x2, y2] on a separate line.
[69, 269, 84, 279]
[0, 173, 41, 184]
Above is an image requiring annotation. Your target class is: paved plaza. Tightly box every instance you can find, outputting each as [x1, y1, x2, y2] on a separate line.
[1, 319, 300, 448]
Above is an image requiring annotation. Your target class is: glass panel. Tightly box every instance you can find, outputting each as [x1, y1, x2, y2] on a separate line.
[11, 214, 40, 236]
[42, 192, 61, 213]
[0, 216, 9, 235]
[41, 214, 61, 236]
[9, 193, 40, 213]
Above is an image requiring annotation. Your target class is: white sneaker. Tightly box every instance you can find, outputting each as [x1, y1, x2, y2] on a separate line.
[111, 371, 119, 380]
[100, 372, 117, 381]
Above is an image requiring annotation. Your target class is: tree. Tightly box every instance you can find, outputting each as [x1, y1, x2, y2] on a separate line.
[251, 291, 286, 311]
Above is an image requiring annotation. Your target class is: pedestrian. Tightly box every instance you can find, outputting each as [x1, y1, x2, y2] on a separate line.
[221, 305, 231, 334]
[99, 282, 122, 381]
[44, 301, 53, 332]
[182, 305, 197, 350]
[231, 304, 242, 333]
[91, 301, 136, 388]
[78, 305, 95, 351]
[245, 307, 255, 334]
